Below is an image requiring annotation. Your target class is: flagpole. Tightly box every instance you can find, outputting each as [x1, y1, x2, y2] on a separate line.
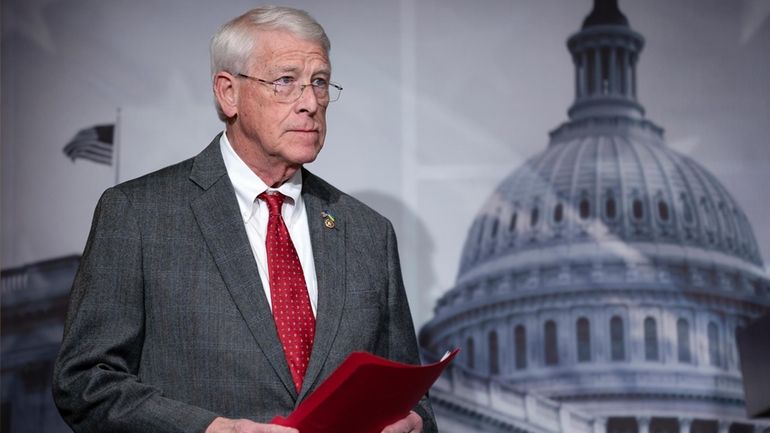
[114, 107, 122, 185]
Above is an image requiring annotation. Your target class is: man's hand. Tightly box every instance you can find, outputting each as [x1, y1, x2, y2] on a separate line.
[381, 411, 423, 433]
[205, 417, 298, 433]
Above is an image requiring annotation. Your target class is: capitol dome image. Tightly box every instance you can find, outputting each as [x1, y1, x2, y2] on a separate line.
[418, 1, 770, 433]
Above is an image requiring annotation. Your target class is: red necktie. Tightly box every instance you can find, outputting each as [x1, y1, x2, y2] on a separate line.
[259, 191, 316, 392]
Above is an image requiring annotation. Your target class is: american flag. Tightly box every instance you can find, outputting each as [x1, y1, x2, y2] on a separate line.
[62, 124, 115, 165]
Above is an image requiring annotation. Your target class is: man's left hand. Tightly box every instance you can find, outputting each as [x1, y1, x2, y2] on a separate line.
[380, 411, 422, 433]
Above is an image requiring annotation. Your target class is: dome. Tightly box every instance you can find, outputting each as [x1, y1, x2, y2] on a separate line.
[420, 1, 770, 428]
[422, 117, 770, 430]
[456, 117, 765, 283]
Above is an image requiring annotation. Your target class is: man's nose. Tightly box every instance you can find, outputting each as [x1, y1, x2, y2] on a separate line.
[294, 84, 319, 113]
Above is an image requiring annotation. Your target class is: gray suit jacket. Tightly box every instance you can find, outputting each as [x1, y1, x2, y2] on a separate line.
[52, 136, 436, 433]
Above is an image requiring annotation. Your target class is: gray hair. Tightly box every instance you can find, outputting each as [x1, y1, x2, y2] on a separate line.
[210, 6, 331, 121]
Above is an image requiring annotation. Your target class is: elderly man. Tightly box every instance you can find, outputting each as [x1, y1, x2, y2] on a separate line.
[53, 6, 436, 433]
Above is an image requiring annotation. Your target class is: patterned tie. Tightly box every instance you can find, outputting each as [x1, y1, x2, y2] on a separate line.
[259, 191, 316, 393]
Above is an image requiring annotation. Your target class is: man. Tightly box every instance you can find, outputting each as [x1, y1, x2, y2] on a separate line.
[52, 6, 436, 433]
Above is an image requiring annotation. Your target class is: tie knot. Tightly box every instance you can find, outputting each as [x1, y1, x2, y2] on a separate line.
[258, 191, 285, 215]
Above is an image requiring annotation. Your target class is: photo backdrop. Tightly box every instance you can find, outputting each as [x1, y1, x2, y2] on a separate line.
[2, 1, 769, 431]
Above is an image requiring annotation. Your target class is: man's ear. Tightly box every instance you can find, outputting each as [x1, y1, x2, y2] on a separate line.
[213, 71, 238, 118]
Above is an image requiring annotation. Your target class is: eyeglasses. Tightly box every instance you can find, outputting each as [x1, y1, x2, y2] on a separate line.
[237, 73, 343, 105]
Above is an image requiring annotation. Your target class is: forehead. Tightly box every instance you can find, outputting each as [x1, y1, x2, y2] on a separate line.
[250, 29, 330, 72]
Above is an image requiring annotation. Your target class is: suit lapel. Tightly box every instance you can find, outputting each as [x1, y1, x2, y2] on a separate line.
[188, 138, 297, 398]
[297, 170, 347, 402]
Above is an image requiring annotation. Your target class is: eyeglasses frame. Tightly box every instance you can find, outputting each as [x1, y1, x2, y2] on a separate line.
[236, 73, 343, 104]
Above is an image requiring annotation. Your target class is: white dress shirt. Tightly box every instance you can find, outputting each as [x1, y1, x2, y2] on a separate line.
[219, 132, 318, 316]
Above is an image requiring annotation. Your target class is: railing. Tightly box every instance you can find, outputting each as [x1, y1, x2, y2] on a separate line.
[431, 364, 603, 433]
[1, 255, 80, 303]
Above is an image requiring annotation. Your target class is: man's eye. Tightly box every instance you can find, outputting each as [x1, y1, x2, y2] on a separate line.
[274, 76, 295, 86]
[311, 77, 328, 87]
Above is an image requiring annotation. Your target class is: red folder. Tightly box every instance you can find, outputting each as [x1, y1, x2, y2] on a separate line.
[272, 349, 459, 433]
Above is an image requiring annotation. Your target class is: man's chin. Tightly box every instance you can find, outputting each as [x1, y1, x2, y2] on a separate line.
[290, 148, 323, 166]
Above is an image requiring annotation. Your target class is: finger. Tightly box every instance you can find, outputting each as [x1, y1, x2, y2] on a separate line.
[406, 411, 423, 433]
[381, 419, 407, 433]
[261, 424, 298, 433]
[381, 413, 419, 433]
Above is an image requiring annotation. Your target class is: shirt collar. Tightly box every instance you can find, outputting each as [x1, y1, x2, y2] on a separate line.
[219, 132, 303, 222]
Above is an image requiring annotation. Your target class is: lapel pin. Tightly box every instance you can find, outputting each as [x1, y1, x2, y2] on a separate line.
[320, 211, 336, 229]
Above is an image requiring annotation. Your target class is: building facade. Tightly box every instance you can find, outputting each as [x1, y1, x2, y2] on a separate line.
[1, 256, 78, 433]
[419, 1, 770, 433]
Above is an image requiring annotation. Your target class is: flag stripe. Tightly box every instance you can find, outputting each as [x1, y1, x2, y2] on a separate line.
[64, 148, 113, 164]
[65, 150, 112, 165]
[64, 142, 112, 154]
[63, 124, 115, 166]
[64, 141, 112, 155]
[67, 146, 112, 159]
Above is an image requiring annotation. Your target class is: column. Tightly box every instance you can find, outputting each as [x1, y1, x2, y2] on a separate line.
[524, 394, 538, 423]
[630, 52, 637, 97]
[593, 417, 607, 433]
[623, 50, 632, 97]
[638, 417, 651, 433]
[609, 46, 618, 95]
[725, 317, 738, 372]
[616, 47, 626, 97]
[575, 53, 582, 98]
[527, 315, 537, 368]
[580, 51, 588, 97]
[502, 318, 513, 376]
[718, 421, 730, 433]
[480, 327, 489, 375]
[593, 47, 602, 96]
[679, 418, 692, 433]
[558, 406, 571, 433]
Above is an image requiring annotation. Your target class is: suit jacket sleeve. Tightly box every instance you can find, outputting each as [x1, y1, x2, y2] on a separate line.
[384, 221, 438, 433]
[52, 187, 219, 433]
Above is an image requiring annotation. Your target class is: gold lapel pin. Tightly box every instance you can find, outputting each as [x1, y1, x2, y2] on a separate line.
[320, 211, 336, 229]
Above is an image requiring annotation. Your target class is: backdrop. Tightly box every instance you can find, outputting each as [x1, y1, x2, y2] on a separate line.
[2, 0, 769, 333]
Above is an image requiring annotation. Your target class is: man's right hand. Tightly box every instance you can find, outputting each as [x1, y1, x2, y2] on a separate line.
[205, 417, 299, 433]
